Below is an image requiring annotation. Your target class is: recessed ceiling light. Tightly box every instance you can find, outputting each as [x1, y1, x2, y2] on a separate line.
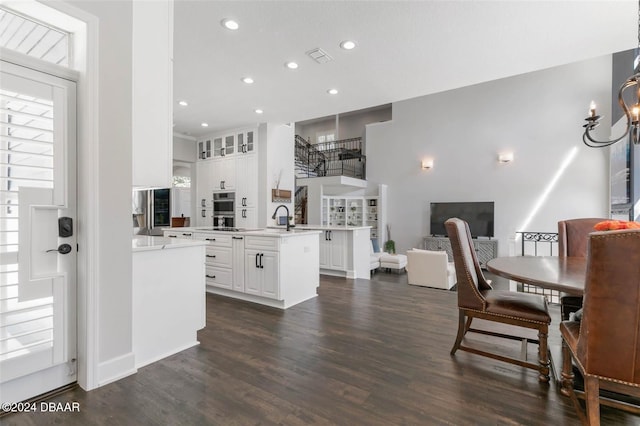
[255, 109, 264, 114]
[201, 122, 209, 127]
[221, 19, 239, 30]
[178, 100, 188, 107]
[242, 77, 254, 84]
[340, 40, 357, 50]
[327, 88, 339, 95]
[285, 61, 299, 70]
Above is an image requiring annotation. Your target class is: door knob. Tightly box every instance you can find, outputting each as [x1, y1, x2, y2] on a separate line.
[47, 244, 72, 254]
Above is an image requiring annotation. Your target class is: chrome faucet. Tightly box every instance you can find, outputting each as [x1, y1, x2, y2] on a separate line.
[271, 204, 291, 231]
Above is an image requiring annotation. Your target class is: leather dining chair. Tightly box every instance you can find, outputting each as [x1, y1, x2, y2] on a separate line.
[560, 229, 640, 425]
[445, 218, 552, 382]
[558, 218, 607, 321]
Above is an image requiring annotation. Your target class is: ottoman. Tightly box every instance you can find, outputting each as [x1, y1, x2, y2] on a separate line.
[380, 253, 408, 273]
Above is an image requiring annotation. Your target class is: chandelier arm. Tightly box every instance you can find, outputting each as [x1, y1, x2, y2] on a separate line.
[583, 132, 628, 147]
[582, 76, 639, 147]
[617, 76, 638, 118]
[583, 115, 631, 147]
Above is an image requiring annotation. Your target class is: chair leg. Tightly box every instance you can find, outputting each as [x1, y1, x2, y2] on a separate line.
[464, 316, 473, 333]
[584, 376, 600, 425]
[560, 340, 575, 397]
[451, 311, 466, 355]
[537, 325, 550, 382]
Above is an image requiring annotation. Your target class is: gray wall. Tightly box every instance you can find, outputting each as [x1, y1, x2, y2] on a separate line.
[295, 106, 391, 142]
[338, 107, 391, 141]
[366, 55, 612, 256]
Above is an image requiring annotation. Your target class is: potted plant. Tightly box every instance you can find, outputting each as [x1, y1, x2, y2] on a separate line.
[383, 239, 396, 254]
[384, 224, 395, 254]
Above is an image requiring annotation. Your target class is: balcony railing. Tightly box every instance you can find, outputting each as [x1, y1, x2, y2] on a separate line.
[516, 231, 560, 303]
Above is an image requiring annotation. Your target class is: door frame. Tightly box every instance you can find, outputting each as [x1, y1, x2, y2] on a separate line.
[0, 0, 102, 392]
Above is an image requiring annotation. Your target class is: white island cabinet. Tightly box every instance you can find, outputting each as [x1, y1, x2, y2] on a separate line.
[294, 225, 371, 279]
[132, 235, 207, 368]
[164, 228, 321, 309]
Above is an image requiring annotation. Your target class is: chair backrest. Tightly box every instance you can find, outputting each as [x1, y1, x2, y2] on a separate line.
[577, 229, 640, 384]
[558, 218, 606, 257]
[445, 218, 491, 310]
[407, 249, 449, 286]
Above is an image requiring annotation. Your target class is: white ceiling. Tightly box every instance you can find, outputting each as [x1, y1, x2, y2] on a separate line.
[173, 0, 637, 138]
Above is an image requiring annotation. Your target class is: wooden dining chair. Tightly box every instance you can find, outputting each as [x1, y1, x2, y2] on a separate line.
[445, 218, 552, 382]
[558, 218, 607, 320]
[560, 229, 640, 425]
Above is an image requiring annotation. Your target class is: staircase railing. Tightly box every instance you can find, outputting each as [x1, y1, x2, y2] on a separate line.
[294, 186, 307, 224]
[295, 135, 326, 178]
[294, 135, 366, 179]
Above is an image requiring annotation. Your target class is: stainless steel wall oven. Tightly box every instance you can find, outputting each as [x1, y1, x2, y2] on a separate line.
[213, 192, 235, 227]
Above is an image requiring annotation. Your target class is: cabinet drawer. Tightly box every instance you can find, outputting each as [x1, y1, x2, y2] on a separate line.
[205, 246, 232, 267]
[244, 236, 279, 251]
[164, 230, 193, 239]
[205, 266, 232, 289]
[194, 232, 232, 247]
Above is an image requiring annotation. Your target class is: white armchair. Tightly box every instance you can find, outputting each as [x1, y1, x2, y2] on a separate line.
[370, 239, 386, 273]
[406, 249, 456, 290]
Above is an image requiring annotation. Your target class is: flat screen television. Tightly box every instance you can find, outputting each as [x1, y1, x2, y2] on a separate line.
[430, 202, 494, 238]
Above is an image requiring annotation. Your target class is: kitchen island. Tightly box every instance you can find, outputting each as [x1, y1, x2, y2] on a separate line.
[132, 235, 207, 368]
[289, 225, 371, 279]
[163, 228, 321, 309]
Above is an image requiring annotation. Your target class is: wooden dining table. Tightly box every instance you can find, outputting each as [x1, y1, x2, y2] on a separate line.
[486, 256, 587, 296]
[486, 255, 587, 384]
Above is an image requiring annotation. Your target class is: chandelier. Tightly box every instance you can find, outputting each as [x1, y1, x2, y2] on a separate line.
[583, 1, 640, 148]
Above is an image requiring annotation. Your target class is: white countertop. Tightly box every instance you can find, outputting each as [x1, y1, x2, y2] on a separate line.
[244, 228, 322, 237]
[289, 225, 372, 231]
[132, 235, 208, 252]
[162, 227, 322, 238]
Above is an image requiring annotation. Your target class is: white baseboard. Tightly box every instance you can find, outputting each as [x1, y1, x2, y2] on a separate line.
[97, 352, 136, 387]
[135, 341, 200, 369]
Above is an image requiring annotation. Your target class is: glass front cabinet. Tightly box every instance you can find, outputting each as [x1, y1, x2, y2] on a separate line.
[322, 196, 377, 236]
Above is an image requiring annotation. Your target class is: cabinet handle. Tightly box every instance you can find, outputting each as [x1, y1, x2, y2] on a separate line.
[168, 235, 177, 238]
[259, 253, 264, 269]
[205, 238, 216, 241]
[232, 236, 243, 240]
[329, 230, 332, 241]
[206, 274, 216, 279]
[255, 253, 259, 268]
[182, 233, 192, 236]
[206, 254, 216, 258]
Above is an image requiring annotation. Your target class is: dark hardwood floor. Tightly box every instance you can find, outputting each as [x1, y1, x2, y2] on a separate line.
[4, 272, 639, 425]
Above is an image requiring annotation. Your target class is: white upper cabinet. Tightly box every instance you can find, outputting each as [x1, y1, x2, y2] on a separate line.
[132, 0, 174, 188]
[237, 130, 255, 154]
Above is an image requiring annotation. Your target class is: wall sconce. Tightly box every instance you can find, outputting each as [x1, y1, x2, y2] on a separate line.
[421, 159, 434, 170]
[498, 152, 514, 163]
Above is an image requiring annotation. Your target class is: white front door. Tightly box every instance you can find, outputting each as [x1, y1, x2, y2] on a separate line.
[0, 60, 77, 403]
